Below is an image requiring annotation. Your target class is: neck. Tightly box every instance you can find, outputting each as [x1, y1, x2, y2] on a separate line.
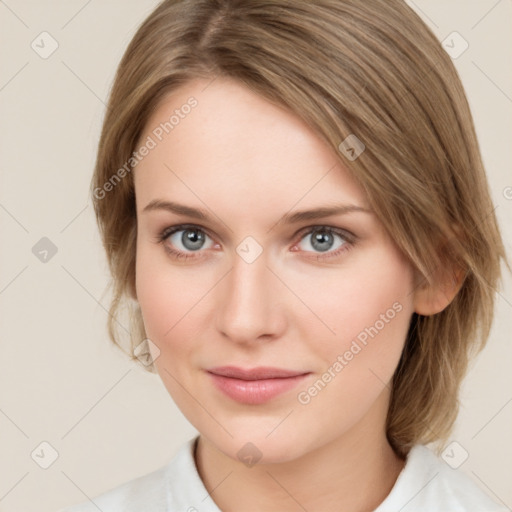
[194, 391, 406, 512]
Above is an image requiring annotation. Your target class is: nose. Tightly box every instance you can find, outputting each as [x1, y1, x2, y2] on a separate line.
[215, 249, 286, 345]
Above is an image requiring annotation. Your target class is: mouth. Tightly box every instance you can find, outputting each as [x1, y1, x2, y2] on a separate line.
[206, 366, 311, 405]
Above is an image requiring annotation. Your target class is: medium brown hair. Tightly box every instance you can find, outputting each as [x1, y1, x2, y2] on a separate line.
[91, 0, 508, 457]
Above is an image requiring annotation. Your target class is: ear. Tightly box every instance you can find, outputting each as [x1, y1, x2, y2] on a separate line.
[413, 263, 466, 316]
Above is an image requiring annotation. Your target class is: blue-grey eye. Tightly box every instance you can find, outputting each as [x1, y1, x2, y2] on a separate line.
[169, 228, 213, 252]
[299, 228, 347, 253]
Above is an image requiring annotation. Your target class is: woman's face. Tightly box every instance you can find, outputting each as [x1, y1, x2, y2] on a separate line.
[134, 77, 416, 463]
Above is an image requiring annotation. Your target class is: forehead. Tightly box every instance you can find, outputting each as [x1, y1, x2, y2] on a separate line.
[134, 77, 368, 216]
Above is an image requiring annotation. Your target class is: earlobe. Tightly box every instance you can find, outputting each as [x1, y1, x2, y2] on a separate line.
[413, 266, 466, 316]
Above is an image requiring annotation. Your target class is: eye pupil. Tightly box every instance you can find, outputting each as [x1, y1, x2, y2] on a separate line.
[183, 229, 205, 250]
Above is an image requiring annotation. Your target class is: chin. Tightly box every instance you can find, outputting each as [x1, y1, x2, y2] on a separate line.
[201, 420, 315, 466]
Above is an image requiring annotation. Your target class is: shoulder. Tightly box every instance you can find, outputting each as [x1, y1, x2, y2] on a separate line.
[376, 444, 508, 512]
[55, 437, 208, 512]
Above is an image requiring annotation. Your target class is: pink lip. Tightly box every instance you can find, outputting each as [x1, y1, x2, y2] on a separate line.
[207, 366, 310, 405]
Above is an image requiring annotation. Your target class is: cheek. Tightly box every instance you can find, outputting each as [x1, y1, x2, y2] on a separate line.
[135, 245, 213, 421]
[135, 242, 213, 358]
[290, 257, 414, 436]
[298, 247, 414, 369]
[135, 242, 180, 345]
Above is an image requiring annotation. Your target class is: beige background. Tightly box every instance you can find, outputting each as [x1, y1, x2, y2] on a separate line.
[0, 1, 511, 511]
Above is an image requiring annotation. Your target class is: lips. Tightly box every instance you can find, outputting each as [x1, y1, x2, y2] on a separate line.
[208, 366, 308, 380]
[206, 366, 311, 405]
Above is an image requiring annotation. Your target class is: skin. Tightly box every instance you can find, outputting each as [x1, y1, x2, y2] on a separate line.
[133, 77, 453, 512]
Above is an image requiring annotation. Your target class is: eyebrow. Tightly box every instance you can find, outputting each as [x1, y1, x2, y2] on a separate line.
[142, 199, 371, 224]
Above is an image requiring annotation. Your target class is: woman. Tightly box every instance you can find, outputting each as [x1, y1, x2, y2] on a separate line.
[59, 0, 509, 510]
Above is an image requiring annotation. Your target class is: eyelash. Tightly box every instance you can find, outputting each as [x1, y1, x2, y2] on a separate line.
[155, 224, 356, 262]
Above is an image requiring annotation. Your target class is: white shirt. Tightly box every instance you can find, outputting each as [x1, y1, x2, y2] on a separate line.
[57, 436, 507, 512]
